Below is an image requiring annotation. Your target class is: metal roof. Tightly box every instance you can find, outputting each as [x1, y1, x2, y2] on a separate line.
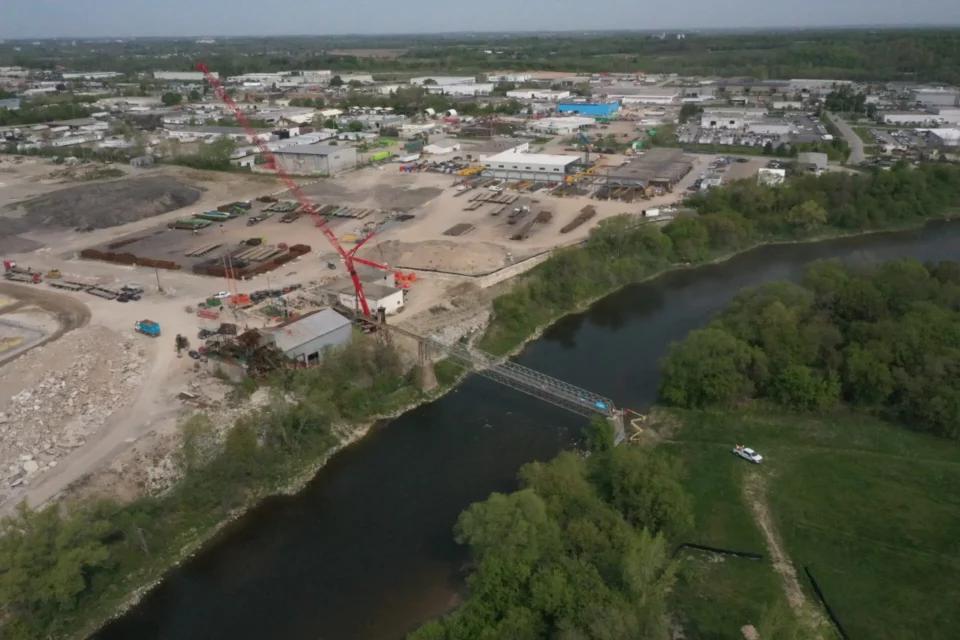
[274, 144, 350, 156]
[267, 308, 351, 352]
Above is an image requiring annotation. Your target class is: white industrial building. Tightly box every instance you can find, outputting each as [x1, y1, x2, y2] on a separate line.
[227, 73, 286, 86]
[164, 126, 272, 144]
[375, 83, 408, 95]
[506, 89, 571, 101]
[62, 71, 122, 80]
[483, 150, 579, 181]
[272, 144, 358, 175]
[325, 281, 405, 315]
[931, 107, 960, 125]
[423, 140, 461, 155]
[251, 106, 316, 125]
[260, 309, 353, 365]
[701, 107, 768, 129]
[527, 116, 594, 135]
[154, 71, 215, 81]
[425, 83, 494, 96]
[337, 74, 375, 85]
[928, 128, 960, 146]
[488, 73, 533, 83]
[602, 88, 680, 105]
[910, 88, 959, 107]
[411, 75, 475, 86]
[882, 112, 939, 126]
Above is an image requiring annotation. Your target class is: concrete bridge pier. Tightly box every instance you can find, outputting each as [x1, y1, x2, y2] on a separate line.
[415, 340, 437, 392]
[609, 412, 627, 446]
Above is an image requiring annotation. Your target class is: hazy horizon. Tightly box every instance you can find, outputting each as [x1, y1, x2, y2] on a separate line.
[3, 0, 960, 40]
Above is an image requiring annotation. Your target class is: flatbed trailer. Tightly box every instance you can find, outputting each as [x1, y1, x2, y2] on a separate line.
[48, 281, 86, 292]
[86, 286, 118, 300]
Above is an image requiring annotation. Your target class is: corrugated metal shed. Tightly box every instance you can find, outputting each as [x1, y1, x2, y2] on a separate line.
[268, 308, 351, 353]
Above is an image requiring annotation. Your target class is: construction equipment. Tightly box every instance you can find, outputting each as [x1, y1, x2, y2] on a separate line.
[135, 320, 161, 337]
[198, 62, 378, 317]
[45, 269, 62, 279]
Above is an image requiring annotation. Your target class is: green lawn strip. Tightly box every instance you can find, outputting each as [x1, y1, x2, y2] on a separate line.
[661, 439, 786, 637]
[769, 450, 960, 640]
[667, 409, 960, 640]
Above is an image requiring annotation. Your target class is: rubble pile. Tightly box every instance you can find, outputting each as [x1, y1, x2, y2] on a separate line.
[141, 384, 274, 496]
[0, 327, 146, 502]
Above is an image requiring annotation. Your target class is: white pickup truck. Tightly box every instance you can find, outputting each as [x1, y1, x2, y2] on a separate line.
[732, 446, 763, 464]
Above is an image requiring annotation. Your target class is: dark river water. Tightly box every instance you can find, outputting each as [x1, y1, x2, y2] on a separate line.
[94, 222, 960, 640]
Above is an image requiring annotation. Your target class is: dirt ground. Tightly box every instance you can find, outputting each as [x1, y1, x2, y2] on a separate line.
[742, 471, 830, 635]
[0, 150, 754, 513]
[1, 174, 203, 234]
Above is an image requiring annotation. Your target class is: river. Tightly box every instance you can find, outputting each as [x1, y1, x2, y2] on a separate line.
[94, 221, 960, 640]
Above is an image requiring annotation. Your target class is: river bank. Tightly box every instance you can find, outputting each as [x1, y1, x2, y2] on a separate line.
[90, 214, 960, 640]
[78, 211, 954, 640]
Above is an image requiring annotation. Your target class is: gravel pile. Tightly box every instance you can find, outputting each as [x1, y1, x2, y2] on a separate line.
[1, 175, 204, 233]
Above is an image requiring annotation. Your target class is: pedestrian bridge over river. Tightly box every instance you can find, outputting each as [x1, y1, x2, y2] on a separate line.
[361, 316, 627, 443]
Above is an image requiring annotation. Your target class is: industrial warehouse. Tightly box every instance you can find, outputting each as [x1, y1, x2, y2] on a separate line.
[270, 145, 358, 175]
[602, 148, 695, 191]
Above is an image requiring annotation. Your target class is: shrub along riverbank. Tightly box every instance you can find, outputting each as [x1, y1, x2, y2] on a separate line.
[0, 340, 463, 640]
[660, 258, 960, 440]
[480, 162, 960, 355]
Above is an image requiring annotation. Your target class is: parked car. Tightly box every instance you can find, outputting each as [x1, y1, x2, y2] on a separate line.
[188, 350, 201, 360]
[213, 291, 231, 299]
[732, 445, 763, 464]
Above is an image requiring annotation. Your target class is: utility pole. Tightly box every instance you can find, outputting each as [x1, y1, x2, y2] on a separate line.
[154, 266, 163, 293]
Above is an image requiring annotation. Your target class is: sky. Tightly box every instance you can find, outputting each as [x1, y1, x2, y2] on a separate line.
[2, 0, 959, 39]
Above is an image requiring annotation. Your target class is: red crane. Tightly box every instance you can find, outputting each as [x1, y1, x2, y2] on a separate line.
[195, 62, 375, 316]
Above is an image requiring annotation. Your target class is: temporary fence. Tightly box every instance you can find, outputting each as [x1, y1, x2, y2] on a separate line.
[804, 567, 850, 640]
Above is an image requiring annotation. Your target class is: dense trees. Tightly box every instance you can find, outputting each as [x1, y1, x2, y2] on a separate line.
[409, 427, 693, 640]
[660, 259, 960, 439]
[9, 31, 958, 83]
[482, 163, 960, 354]
[0, 339, 420, 639]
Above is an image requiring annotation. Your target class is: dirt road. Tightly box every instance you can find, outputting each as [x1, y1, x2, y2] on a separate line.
[0, 281, 91, 363]
[742, 471, 831, 636]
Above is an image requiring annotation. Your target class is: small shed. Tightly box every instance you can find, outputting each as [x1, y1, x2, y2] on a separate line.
[130, 155, 155, 168]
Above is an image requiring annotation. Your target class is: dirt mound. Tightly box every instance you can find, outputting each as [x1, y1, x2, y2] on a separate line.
[1, 175, 204, 233]
[364, 239, 511, 275]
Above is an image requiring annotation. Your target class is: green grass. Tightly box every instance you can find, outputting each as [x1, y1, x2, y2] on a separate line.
[853, 126, 879, 144]
[664, 436, 787, 638]
[662, 409, 960, 640]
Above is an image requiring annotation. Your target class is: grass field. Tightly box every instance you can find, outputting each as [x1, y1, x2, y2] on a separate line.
[852, 126, 880, 145]
[660, 409, 960, 640]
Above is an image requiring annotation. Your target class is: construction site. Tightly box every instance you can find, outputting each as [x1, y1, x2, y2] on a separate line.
[0, 63, 733, 516]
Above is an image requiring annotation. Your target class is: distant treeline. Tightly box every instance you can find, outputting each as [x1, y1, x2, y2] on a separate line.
[4, 30, 960, 83]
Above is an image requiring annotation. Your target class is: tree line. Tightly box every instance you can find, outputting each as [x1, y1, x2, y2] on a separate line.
[9, 30, 958, 82]
[480, 163, 960, 355]
[409, 421, 694, 640]
[660, 258, 960, 440]
[0, 339, 443, 640]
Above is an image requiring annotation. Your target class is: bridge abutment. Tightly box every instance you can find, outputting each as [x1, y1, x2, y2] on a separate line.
[415, 341, 438, 392]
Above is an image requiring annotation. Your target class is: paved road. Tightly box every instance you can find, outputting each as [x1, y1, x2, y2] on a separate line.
[826, 112, 866, 164]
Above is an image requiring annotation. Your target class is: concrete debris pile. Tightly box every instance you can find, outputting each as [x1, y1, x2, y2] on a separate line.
[0, 326, 146, 504]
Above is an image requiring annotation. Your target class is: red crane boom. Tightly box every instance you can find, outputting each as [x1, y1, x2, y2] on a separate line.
[195, 62, 373, 316]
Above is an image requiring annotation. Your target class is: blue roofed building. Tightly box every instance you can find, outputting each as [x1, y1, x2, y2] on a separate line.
[0, 98, 21, 111]
[557, 101, 620, 117]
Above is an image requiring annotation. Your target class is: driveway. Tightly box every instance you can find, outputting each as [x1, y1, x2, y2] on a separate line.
[826, 113, 866, 164]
